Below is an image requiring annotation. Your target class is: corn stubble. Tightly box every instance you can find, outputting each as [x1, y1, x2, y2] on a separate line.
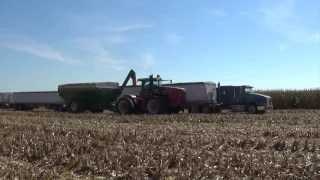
[0, 110, 319, 179]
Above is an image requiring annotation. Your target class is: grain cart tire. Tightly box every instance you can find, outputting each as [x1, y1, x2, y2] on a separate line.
[116, 97, 134, 114]
[247, 104, 257, 114]
[69, 100, 85, 113]
[146, 96, 167, 114]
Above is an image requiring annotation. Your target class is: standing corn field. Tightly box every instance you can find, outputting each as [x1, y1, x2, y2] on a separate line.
[254, 88, 320, 109]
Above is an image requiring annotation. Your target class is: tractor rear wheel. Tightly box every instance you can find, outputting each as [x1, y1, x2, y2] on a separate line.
[116, 97, 134, 114]
[146, 96, 167, 114]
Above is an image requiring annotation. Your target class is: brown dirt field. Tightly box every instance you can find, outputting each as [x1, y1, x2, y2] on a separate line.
[0, 109, 319, 179]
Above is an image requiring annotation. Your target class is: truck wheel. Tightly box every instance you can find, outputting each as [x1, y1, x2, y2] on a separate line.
[116, 97, 134, 114]
[69, 100, 84, 113]
[189, 104, 200, 113]
[147, 96, 167, 114]
[214, 107, 222, 113]
[247, 105, 257, 114]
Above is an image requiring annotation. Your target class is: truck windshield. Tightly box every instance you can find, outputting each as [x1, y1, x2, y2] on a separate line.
[245, 87, 253, 93]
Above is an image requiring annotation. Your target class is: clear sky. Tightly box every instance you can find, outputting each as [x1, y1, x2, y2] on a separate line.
[0, 0, 319, 92]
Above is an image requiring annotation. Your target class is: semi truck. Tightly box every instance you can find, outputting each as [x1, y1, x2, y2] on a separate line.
[8, 91, 66, 111]
[121, 78, 273, 114]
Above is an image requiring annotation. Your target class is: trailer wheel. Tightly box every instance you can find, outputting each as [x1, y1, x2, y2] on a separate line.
[189, 104, 200, 114]
[202, 104, 213, 114]
[58, 105, 65, 112]
[52, 105, 60, 112]
[54, 105, 65, 112]
[247, 104, 257, 114]
[116, 97, 134, 114]
[214, 107, 222, 113]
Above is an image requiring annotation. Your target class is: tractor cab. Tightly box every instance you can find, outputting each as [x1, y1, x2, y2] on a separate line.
[137, 75, 172, 88]
[137, 75, 172, 97]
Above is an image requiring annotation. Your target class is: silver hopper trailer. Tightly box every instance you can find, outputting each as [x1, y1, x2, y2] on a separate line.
[163, 82, 217, 113]
[10, 91, 66, 111]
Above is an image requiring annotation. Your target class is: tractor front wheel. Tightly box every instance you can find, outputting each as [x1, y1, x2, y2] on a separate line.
[116, 97, 134, 114]
[147, 96, 167, 114]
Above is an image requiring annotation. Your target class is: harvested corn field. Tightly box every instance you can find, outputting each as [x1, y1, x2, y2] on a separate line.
[0, 109, 320, 179]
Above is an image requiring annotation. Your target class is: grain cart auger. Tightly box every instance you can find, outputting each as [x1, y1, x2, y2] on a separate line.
[115, 74, 186, 115]
[58, 69, 136, 113]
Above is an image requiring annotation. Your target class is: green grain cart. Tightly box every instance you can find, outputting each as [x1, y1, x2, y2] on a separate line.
[58, 69, 136, 113]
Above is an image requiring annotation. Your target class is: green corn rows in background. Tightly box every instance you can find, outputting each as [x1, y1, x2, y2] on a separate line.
[254, 88, 320, 109]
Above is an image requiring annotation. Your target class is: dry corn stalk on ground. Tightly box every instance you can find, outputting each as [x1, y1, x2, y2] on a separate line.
[0, 109, 319, 179]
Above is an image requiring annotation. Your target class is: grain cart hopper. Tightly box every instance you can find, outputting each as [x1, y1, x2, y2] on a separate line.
[116, 74, 186, 114]
[58, 69, 137, 113]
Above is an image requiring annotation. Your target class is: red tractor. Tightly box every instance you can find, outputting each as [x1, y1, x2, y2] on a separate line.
[116, 74, 186, 114]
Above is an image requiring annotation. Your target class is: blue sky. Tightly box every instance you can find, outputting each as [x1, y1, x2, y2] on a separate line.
[0, 0, 319, 92]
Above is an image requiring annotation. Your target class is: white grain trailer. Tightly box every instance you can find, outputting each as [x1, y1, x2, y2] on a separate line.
[163, 82, 217, 113]
[10, 91, 66, 111]
[121, 81, 217, 113]
[0, 93, 11, 108]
